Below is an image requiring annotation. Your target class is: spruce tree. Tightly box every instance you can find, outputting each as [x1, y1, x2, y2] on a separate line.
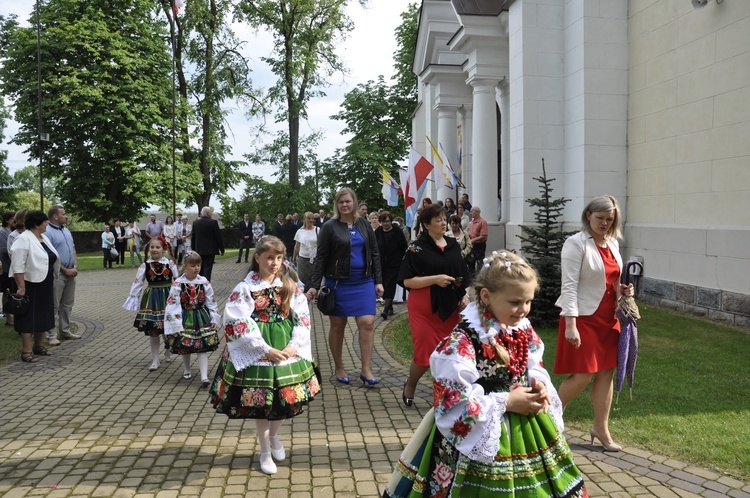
[518, 159, 575, 327]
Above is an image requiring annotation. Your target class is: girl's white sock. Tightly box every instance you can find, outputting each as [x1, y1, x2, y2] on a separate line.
[182, 354, 191, 375]
[149, 336, 160, 363]
[197, 353, 208, 380]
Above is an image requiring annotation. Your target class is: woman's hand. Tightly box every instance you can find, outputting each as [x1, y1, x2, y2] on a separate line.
[265, 348, 288, 363]
[506, 385, 545, 416]
[434, 274, 455, 288]
[620, 283, 634, 297]
[565, 324, 581, 349]
[281, 345, 297, 358]
[305, 288, 318, 301]
[375, 283, 384, 298]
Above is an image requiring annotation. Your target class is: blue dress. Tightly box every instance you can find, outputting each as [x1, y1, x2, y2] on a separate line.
[324, 226, 375, 316]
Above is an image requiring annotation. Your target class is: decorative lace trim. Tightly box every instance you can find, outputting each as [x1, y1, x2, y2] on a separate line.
[461, 303, 531, 345]
[122, 297, 140, 311]
[244, 271, 284, 291]
[466, 392, 508, 463]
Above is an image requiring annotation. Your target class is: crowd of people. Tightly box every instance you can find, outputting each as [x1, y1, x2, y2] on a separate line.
[2, 190, 633, 491]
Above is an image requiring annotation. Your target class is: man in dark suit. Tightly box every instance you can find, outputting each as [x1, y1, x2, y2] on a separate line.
[272, 213, 284, 237]
[192, 206, 224, 281]
[236, 212, 253, 263]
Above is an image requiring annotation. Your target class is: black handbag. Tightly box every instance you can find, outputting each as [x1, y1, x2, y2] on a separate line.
[5, 293, 29, 316]
[316, 282, 337, 315]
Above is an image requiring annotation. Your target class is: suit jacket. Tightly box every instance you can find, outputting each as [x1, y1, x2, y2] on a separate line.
[555, 230, 624, 317]
[237, 220, 253, 239]
[192, 217, 225, 256]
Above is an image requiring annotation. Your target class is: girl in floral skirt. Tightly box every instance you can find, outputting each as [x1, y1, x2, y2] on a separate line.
[123, 236, 179, 371]
[383, 251, 587, 498]
[164, 251, 220, 387]
[209, 236, 320, 476]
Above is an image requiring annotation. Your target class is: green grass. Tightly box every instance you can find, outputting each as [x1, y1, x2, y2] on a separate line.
[383, 303, 750, 479]
[0, 323, 22, 363]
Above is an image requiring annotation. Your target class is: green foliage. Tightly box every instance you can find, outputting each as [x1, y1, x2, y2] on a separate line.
[0, 0, 173, 222]
[330, 76, 408, 209]
[517, 159, 574, 327]
[13, 191, 51, 212]
[235, 0, 360, 189]
[221, 175, 320, 229]
[158, 0, 259, 212]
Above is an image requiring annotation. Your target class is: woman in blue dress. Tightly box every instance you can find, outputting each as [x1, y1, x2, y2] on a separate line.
[306, 187, 384, 386]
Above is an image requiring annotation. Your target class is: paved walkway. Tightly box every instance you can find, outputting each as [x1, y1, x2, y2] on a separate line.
[0, 258, 748, 497]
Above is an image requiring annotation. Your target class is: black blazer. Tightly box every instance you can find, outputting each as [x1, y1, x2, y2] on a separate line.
[192, 217, 225, 256]
[311, 217, 382, 290]
[237, 220, 253, 238]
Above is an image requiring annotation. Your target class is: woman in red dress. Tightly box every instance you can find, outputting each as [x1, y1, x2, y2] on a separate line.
[398, 203, 469, 407]
[555, 195, 634, 451]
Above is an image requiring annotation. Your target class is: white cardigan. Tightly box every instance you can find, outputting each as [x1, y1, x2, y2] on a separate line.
[9, 230, 61, 283]
[555, 230, 623, 317]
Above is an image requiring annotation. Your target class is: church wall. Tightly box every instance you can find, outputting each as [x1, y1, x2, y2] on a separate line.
[626, 0, 750, 322]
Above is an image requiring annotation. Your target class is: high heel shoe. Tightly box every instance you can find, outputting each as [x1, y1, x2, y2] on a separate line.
[402, 382, 413, 407]
[359, 374, 380, 387]
[270, 436, 286, 461]
[589, 427, 622, 452]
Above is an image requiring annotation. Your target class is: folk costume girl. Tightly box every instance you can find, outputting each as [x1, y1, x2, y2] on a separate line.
[209, 236, 320, 475]
[384, 251, 587, 498]
[123, 236, 179, 371]
[164, 251, 220, 386]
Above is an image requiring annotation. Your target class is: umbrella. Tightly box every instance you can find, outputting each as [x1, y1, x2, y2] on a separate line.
[615, 261, 643, 402]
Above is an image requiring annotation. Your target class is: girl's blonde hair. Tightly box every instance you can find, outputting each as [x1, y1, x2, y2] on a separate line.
[581, 195, 622, 240]
[251, 236, 297, 316]
[471, 250, 540, 366]
[180, 250, 202, 274]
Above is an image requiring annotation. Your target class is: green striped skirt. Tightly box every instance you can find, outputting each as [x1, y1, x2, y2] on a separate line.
[209, 318, 320, 420]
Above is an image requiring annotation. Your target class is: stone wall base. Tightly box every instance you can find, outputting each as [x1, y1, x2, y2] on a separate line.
[641, 277, 750, 329]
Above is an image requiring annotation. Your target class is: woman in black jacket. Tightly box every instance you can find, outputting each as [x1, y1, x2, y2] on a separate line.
[375, 211, 408, 320]
[306, 187, 383, 386]
[398, 203, 469, 406]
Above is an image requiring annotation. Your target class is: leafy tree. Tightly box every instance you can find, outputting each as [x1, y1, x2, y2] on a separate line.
[0, 0, 173, 223]
[329, 3, 418, 211]
[158, 0, 260, 211]
[517, 159, 575, 327]
[221, 175, 319, 229]
[14, 190, 51, 212]
[235, 0, 364, 190]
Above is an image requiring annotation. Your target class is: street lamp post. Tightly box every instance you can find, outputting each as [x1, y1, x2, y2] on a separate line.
[36, 0, 44, 209]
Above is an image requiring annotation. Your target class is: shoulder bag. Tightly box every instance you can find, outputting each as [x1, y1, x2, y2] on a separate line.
[316, 281, 337, 315]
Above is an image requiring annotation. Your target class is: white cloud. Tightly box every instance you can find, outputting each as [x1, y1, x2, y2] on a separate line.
[0, 0, 408, 200]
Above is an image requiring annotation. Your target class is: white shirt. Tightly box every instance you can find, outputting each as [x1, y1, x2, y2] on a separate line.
[294, 227, 319, 260]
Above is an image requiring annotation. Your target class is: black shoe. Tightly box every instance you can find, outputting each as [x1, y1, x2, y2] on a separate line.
[402, 382, 414, 407]
[381, 312, 388, 320]
[235, 260, 241, 263]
